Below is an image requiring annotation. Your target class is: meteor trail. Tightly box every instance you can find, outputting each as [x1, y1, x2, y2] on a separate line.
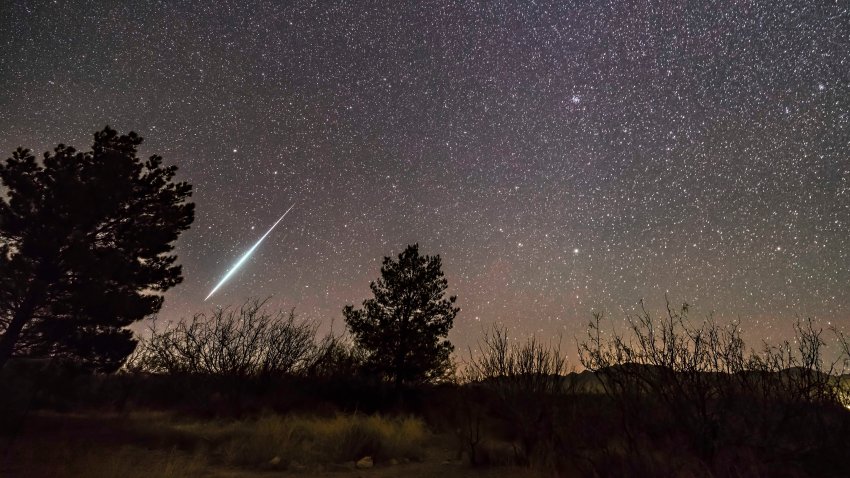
[204, 204, 295, 301]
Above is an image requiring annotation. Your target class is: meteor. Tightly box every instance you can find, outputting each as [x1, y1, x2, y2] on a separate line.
[204, 203, 295, 301]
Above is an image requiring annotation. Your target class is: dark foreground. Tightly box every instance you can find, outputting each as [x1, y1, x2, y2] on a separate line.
[2, 362, 850, 478]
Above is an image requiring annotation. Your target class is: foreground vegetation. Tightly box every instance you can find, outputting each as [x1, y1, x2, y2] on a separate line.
[2, 410, 537, 478]
[3, 301, 850, 477]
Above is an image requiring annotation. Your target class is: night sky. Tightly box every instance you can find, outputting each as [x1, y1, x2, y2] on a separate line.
[1, 1, 848, 349]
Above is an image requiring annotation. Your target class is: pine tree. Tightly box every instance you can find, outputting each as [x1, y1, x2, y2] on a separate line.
[343, 244, 458, 385]
[0, 126, 194, 371]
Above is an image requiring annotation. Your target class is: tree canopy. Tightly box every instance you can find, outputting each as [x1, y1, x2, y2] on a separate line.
[0, 126, 194, 372]
[343, 244, 458, 385]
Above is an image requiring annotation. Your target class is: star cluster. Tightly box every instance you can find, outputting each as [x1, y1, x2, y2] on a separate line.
[1, 1, 848, 346]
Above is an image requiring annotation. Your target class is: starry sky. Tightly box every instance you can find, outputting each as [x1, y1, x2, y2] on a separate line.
[1, 1, 848, 349]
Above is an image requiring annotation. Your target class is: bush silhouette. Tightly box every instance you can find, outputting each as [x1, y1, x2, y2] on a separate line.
[130, 299, 318, 379]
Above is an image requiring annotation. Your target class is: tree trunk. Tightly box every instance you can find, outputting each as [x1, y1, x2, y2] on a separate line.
[0, 290, 41, 370]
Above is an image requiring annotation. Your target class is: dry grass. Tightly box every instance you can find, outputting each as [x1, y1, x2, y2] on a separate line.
[2, 411, 435, 477]
[128, 411, 429, 468]
[3, 421, 207, 478]
[61, 446, 208, 478]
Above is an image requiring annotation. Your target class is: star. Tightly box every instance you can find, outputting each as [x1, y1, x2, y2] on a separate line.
[0, 0, 845, 349]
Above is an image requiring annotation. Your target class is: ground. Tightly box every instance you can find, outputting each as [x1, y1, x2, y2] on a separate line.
[0, 412, 540, 478]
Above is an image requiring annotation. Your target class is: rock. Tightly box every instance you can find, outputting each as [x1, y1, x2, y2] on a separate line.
[355, 456, 374, 469]
[389, 458, 399, 466]
[269, 456, 281, 466]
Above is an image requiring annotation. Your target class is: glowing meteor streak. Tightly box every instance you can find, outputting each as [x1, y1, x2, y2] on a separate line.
[204, 204, 295, 301]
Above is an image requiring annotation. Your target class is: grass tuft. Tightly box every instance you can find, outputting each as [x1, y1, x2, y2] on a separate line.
[129, 411, 427, 468]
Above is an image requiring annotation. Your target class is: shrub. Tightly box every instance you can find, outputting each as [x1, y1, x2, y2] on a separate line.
[578, 300, 850, 477]
[127, 299, 318, 378]
[461, 326, 571, 468]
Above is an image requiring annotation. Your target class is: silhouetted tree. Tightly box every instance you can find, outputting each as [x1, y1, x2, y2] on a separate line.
[343, 244, 458, 385]
[0, 127, 194, 372]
